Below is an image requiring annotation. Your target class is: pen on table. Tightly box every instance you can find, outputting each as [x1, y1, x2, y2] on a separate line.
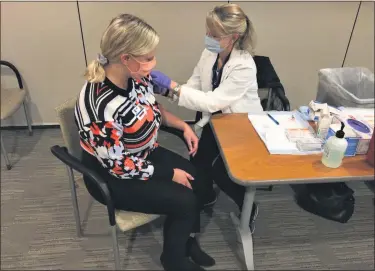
[267, 113, 279, 125]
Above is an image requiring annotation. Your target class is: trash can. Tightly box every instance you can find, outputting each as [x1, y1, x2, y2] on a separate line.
[316, 67, 374, 108]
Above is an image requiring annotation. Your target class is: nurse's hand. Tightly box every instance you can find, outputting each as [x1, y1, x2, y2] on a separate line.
[150, 70, 172, 89]
[152, 85, 169, 96]
[183, 124, 199, 157]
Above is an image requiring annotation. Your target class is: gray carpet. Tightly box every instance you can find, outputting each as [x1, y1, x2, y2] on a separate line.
[1, 128, 374, 270]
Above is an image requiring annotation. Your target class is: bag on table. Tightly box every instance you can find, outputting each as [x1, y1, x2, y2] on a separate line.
[295, 182, 355, 223]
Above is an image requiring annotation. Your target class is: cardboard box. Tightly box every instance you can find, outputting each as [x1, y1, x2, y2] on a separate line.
[308, 101, 342, 122]
[355, 131, 373, 155]
[332, 114, 374, 155]
[326, 123, 360, 157]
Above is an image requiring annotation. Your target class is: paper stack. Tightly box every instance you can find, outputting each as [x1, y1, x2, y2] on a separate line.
[248, 111, 323, 155]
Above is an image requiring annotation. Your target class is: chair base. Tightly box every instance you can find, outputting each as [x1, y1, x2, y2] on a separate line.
[1, 135, 12, 170]
[111, 225, 121, 270]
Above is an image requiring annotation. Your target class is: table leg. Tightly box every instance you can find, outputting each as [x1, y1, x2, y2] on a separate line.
[230, 187, 256, 271]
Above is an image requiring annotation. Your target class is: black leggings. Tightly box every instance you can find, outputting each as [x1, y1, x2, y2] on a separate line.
[83, 147, 208, 260]
[191, 124, 246, 210]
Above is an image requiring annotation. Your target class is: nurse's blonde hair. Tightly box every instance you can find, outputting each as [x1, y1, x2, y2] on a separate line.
[206, 3, 256, 55]
[84, 14, 159, 83]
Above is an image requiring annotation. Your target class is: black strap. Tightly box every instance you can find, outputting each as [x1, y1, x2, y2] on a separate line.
[211, 52, 231, 90]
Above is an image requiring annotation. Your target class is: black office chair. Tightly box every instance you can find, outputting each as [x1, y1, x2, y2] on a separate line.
[254, 55, 291, 191]
[253, 55, 290, 112]
[51, 114, 188, 270]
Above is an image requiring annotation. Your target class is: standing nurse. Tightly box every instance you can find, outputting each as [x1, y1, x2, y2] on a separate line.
[151, 3, 263, 232]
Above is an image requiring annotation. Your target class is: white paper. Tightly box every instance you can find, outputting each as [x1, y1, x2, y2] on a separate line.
[248, 111, 323, 155]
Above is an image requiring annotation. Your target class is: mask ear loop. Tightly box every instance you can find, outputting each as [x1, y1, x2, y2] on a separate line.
[219, 34, 233, 50]
[124, 55, 140, 73]
[126, 55, 156, 87]
[131, 55, 156, 65]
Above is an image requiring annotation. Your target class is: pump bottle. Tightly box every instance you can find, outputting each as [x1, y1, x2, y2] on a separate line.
[321, 122, 348, 168]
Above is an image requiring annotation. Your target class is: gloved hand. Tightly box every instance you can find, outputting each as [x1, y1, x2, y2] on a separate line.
[152, 85, 169, 96]
[150, 70, 172, 89]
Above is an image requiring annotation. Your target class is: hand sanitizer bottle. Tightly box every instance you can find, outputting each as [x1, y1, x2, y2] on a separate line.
[322, 122, 348, 168]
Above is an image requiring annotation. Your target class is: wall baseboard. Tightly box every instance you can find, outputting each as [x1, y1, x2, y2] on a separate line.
[1, 121, 196, 131]
[1, 124, 60, 130]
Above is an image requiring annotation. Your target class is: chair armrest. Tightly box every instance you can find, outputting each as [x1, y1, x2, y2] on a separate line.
[50, 145, 116, 226]
[265, 82, 282, 89]
[265, 87, 291, 112]
[160, 125, 189, 150]
[0, 60, 23, 89]
[275, 89, 291, 111]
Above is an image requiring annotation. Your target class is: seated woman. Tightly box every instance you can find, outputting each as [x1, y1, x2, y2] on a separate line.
[150, 3, 263, 233]
[75, 14, 214, 271]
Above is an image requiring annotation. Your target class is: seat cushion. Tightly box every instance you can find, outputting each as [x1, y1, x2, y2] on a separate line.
[115, 210, 160, 232]
[1, 88, 26, 120]
[75, 177, 159, 232]
[55, 97, 82, 160]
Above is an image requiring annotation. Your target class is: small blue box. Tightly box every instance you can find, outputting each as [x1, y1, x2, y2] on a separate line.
[326, 125, 360, 157]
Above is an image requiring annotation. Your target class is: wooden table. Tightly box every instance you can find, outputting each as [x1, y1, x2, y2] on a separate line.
[210, 113, 374, 270]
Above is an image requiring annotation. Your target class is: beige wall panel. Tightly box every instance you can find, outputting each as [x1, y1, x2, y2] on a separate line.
[3, 0, 75, 2]
[233, 0, 360, 2]
[79, 0, 222, 2]
[344, 2, 374, 72]
[79, 1, 225, 121]
[236, 2, 358, 109]
[5, 0, 360, 2]
[78, 0, 361, 2]
[1, 2, 85, 126]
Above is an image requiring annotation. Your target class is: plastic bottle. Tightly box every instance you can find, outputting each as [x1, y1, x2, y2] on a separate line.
[322, 122, 348, 168]
[317, 107, 331, 140]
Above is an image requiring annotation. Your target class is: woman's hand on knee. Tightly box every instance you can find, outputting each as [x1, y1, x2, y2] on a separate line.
[172, 168, 194, 189]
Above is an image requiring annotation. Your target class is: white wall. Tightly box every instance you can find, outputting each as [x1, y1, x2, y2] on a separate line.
[1, 1, 373, 126]
[1, 2, 86, 126]
[344, 2, 374, 72]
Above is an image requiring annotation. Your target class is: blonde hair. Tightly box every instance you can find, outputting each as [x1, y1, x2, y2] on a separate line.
[206, 4, 256, 55]
[85, 14, 159, 83]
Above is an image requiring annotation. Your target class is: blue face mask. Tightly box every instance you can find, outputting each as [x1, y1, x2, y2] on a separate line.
[204, 35, 224, 53]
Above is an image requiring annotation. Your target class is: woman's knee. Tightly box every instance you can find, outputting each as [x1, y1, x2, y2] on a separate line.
[169, 188, 198, 216]
[177, 160, 197, 179]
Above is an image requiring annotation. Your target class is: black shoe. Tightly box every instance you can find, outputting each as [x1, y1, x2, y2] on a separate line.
[160, 254, 206, 271]
[202, 189, 217, 208]
[187, 237, 215, 267]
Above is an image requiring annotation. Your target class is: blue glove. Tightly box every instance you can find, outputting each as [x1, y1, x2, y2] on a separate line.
[150, 70, 172, 89]
[152, 85, 169, 96]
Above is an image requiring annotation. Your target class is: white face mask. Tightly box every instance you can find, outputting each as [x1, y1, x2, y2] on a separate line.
[204, 35, 224, 53]
[204, 35, 232, 54]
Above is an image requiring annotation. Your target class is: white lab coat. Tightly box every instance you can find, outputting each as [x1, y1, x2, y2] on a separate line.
[178, 48, 263, 135]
